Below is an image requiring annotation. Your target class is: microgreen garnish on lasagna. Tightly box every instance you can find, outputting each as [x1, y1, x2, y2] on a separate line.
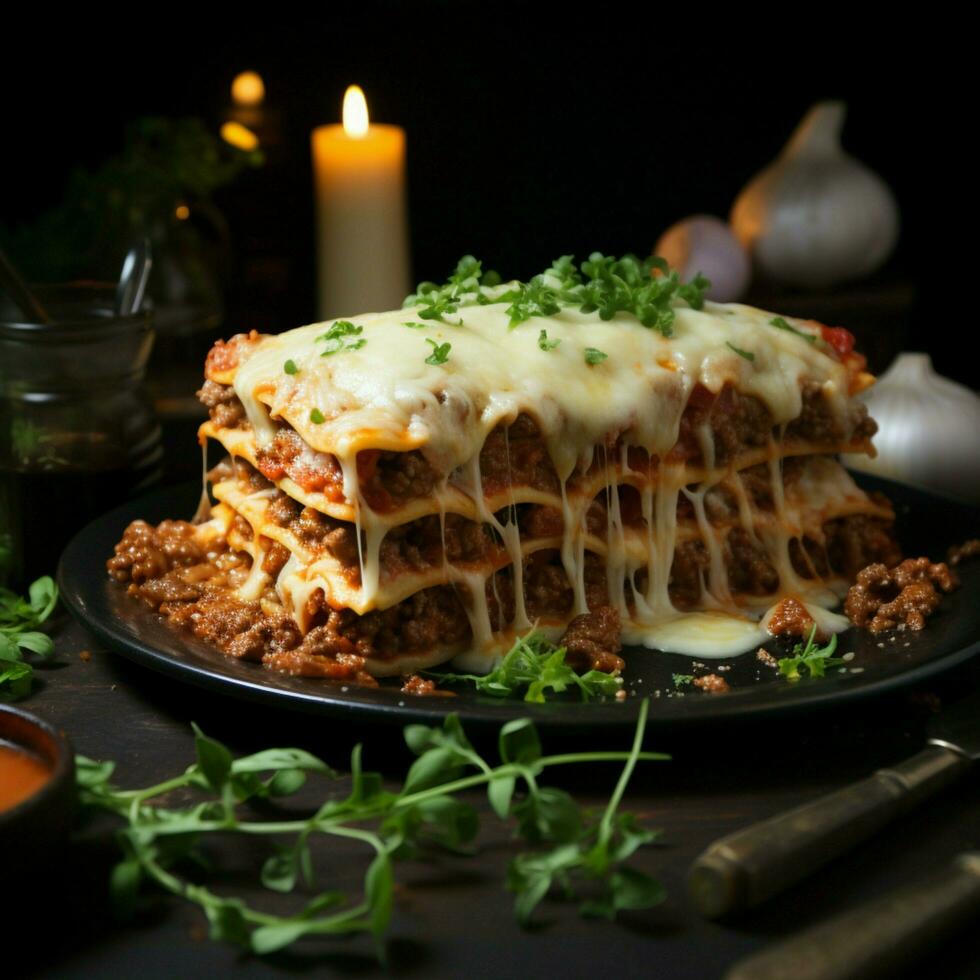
[537, 329, 561, 351]
[424, 339, 452, 366]
[726, 342, 755, 362]
[769, 316, 816, 344]
[318, 320, 366, 356]
[404, 255, 501, 322]
[503, 277, 561, 328]
[317, 320, 362, 342]
[406, 253, 712, 337]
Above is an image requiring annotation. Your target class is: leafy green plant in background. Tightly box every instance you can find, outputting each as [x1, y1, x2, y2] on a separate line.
[0, 575, 58, 699]
[0, 117, 262, 283]
[77, 702, 666, 960]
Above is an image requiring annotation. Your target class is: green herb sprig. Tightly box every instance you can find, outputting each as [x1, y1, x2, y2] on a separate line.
[404, 255, 501, 323]
[317, 321, 366, 356]
[537, 329, 561, 352]
[77, 705, 665, 960]
[424, 339, 452, 366]
[405, 253, 711, 335]
[726, 342, 755, 362]
[503, 276, 561, 328]
[427, 632, 622, 703]
[769, 316, 817, 345]
[777, 626, 843, 682]
[0, 575, 58, 700]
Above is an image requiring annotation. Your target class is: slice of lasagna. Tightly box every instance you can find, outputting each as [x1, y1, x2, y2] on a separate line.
[108, 256, 898, 683]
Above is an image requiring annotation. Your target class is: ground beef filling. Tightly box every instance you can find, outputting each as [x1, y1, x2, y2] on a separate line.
[255, 428, 346, 497]
[108, 519, 469, 681]
[638, 514, 898, 606]
[197, 380, 248, 429]
[478, 413, 562, 496]
[199, 382, 875, 510]
[224, 451, 872, 590]
[248, 477, 502, 583]
[109, 496, 898, 681]
[482, 510, 895, 623]
[111, 509, 895, 672]
[668, 383, 875, 468]
[204, 331, 263, 375]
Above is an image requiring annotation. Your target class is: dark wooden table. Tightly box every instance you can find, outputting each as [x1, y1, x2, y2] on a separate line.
[11, 607, 980, 979]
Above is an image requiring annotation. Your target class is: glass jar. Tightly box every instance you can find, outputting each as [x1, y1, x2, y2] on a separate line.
[0, 284, 162, 587]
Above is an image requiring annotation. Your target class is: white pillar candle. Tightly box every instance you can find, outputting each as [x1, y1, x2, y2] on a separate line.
[311, 85, 410, 319]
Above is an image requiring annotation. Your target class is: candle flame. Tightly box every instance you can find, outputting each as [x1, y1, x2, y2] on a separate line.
[343, 85, 369, 138]
[221, 121, 259, 152]
[231, 71, 265, 107]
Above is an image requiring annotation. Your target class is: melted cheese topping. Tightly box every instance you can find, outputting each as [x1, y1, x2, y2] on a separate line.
[207, 298, 882, 669]
[233, 299, 852, 477]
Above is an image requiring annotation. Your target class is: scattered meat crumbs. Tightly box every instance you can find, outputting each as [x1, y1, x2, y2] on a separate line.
[400, 674, 455, 697]
[845, 557, 958, 633]
[693, 674, 730, 694]
[559, 606, 624, 674]
[756, 648, 778, 669]
[767, 596, 818, 639]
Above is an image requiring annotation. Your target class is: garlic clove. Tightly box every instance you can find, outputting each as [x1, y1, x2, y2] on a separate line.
[654, 215, 751, 302]
[845, 353, 980, 504]
[730, 101, 900, 289]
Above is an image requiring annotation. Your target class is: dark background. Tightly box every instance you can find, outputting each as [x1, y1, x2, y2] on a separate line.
[2, 8, 950, 376]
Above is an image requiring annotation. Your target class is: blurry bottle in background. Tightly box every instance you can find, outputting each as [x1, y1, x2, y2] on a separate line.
[0, 284, 161, 587]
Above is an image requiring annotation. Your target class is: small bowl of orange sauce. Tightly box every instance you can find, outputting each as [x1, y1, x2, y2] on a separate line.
[0, 704, 75, 870]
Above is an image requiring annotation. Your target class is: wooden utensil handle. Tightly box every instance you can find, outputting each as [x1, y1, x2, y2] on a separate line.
[688, 744, 970, 918]
[725, 853, 980, 980]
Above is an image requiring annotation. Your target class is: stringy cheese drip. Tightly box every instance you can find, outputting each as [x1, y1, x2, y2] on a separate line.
[603, 445, 629, 618]
[217, 298, 879, 664]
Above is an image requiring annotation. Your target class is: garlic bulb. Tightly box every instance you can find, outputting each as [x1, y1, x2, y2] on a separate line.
[654, 215, 751, 302]
[730, 101, 899, 289]
[845, 353, 980, 504]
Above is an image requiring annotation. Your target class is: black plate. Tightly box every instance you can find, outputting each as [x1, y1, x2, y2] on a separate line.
[58, 475, 980, 729]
